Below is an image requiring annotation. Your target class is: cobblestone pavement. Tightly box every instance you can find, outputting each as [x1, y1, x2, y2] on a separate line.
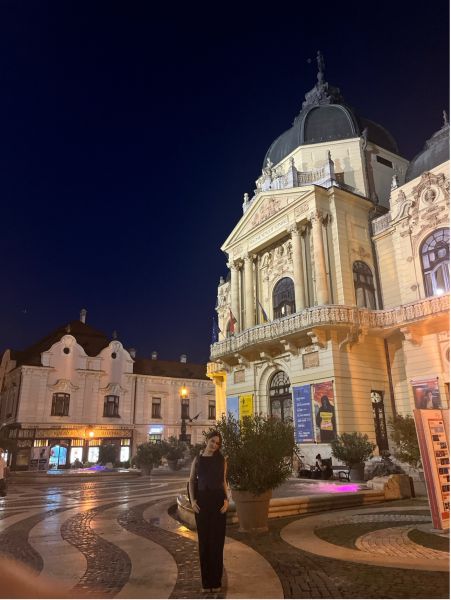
[0, 473, 449, 599]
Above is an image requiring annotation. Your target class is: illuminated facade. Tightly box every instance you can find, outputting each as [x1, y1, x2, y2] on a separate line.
[208, 55, 449, 465]
[0, 314, 214, 470]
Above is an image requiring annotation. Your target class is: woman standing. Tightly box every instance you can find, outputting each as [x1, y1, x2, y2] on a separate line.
[189, 431, 229, 593]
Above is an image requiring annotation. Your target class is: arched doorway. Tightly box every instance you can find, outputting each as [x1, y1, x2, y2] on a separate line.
[273, 277, 295, 318]
[269, 371, 293, 423]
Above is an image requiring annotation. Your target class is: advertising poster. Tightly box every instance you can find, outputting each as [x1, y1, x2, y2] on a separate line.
[239, 394, 254, 420]
[29, 446, 50, 471]
[413, 409, 450, 531]
[313, 380, 336, 443]
[293, 385, 314, 443]
[411, 377, 443, 409]
[226, 396, 239, 420]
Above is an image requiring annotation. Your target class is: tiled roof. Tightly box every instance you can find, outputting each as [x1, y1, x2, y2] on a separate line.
[133, 358, 208, 380]
[11, 320, 110, 367]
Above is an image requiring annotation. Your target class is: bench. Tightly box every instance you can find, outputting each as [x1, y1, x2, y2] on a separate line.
[332, 465, 350, 481]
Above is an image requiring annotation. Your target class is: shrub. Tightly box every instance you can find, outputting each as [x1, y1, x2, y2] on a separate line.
[98, 443, 117, 465]
[213, 414, 296, 496]
[133, 442, 164, 473]
[330, 432, 375, 467]
[161, 436, 187, 461]
[388, 414, 421, 468]
[189, 442, 205, 460]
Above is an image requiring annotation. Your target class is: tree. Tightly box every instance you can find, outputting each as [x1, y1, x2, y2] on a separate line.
[388, 414, 421, 468]
[330, 432, 375, 467]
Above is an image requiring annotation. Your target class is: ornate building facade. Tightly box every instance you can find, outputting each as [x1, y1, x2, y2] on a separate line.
[0, 312, 215, 470]
[208, 54, 449, 464]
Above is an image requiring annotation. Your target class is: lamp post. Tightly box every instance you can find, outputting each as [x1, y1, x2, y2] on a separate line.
[180, 384, 189, 442]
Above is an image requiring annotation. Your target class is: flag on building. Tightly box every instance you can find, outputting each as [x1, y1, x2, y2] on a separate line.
[228, 309, 237, 334]
[211, 316, 220, 344]
[258, 299, 268, 323]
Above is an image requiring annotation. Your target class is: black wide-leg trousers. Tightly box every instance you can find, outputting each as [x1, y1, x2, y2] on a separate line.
[195, 489, 226, 589]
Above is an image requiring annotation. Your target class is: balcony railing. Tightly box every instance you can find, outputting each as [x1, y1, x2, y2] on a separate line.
[210, 294, 449, 359]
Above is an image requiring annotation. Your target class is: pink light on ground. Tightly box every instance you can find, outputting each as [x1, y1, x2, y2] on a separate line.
[315, 483, 360, 493]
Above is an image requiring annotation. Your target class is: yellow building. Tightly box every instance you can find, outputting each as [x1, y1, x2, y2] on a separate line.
[208, 53, 449, 465]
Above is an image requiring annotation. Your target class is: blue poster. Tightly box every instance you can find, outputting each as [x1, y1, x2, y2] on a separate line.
[226, 396, 239, 420]
[293, 385, 314, 443]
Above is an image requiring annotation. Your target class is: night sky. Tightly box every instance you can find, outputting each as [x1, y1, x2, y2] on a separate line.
[0, 1, 449, 364]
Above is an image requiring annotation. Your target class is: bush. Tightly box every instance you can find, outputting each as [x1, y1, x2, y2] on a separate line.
[214, 414, 296, 496]
[133, 442, 164, 473]
[189, 442, 205, 460]
[388, 414, 421, 468]
[98, 444, 117, 465]
[367, 456, 404, 478]
[161, 436, 187, 461]
[331, 432, 375, 467]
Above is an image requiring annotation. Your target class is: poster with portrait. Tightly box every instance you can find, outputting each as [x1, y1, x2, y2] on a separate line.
[29, 446, 50, 471]
[313, 381, 336, 443]
[411, 378, 443, 409]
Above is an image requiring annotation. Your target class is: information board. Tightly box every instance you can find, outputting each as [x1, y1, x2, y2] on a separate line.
[414, 409, 450, 531]
[293, 385, 315, 443]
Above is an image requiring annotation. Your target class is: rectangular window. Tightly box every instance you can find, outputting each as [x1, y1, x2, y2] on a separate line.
[152, 397, 162, 419]
[103, 395, 120, 418]
[376, 155, 393, 168]
[149, 433, 162, 443]
[209, 401, 216, 420]
[51, 393, 70, 416]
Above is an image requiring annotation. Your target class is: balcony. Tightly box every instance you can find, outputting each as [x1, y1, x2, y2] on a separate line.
[210, 294, 449, 361]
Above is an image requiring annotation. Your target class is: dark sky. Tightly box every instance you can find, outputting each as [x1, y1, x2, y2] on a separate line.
[0, 1, 449, 363]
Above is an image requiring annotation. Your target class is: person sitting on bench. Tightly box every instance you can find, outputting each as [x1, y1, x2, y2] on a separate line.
[314, 454, 333, 480]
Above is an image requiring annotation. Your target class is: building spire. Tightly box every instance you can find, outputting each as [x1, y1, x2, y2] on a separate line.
[316, 50, 325, 84]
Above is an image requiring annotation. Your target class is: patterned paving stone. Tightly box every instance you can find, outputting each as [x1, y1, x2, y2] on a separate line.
[356, 525, 450, 559]
[61, 502, 131, 598]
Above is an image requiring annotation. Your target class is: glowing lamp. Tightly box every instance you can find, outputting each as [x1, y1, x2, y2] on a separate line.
[180, 385, 188, 398]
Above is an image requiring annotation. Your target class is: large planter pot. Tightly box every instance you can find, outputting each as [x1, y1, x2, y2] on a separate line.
[231, 489, 272, 533]
[349, 463, 365, 482]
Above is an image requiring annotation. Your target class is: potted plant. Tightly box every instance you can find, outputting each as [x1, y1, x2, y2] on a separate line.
[98, 443, 117, 468]
[161, 436, 187, 470]
[214, 414, 296, 532]
[330, 432, 375, 481]
[133, 442, 164, 476]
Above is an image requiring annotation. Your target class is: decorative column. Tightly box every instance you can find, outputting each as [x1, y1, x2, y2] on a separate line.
[244, 254, 255, 329]
[289, 225, 306, 311]
[229, 261, 241, 333]
[310, 210, 329, 305]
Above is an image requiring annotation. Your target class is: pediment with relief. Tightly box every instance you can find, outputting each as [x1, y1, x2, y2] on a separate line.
[222, 189, 312, 254]
[99, 382, 128, 396]
[48, 379, 79, 393]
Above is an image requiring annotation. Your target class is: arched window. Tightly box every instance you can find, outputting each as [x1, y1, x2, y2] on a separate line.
[421, 228, 449, 297]
[353, 261, 376, 308]
[273, 277, 295, 319]
[269, 371, 292, 423]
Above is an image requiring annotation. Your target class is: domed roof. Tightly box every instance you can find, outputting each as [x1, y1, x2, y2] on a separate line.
[263, 52, 399, 167]
[405, 115, 450, 182]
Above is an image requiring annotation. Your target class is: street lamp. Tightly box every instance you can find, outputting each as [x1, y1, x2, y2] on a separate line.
[180, 384, 189, 442]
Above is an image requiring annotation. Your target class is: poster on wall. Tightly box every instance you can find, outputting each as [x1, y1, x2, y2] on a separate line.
[29, 447, 50, 471]
[226, 396, 239, 420]
[312, 381, 336, 443]
[239, 394, 254, 420]
[293, 385, 315, 443]
[413, 409, 450, 531]
[411, 377, 443, 409]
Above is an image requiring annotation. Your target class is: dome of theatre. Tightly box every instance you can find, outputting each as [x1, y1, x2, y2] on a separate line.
[263, 52, 399, 167]
[405, 115, 449, 182]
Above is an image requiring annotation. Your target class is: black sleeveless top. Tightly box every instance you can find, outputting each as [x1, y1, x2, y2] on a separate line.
[196, 452, 225, 493]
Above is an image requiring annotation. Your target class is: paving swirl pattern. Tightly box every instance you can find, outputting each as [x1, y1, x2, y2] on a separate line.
[0, 478, 449, 599]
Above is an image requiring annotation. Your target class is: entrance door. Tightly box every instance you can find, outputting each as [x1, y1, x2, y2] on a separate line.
[49, 444, 68, 469]
[269, 371, 293, 423]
